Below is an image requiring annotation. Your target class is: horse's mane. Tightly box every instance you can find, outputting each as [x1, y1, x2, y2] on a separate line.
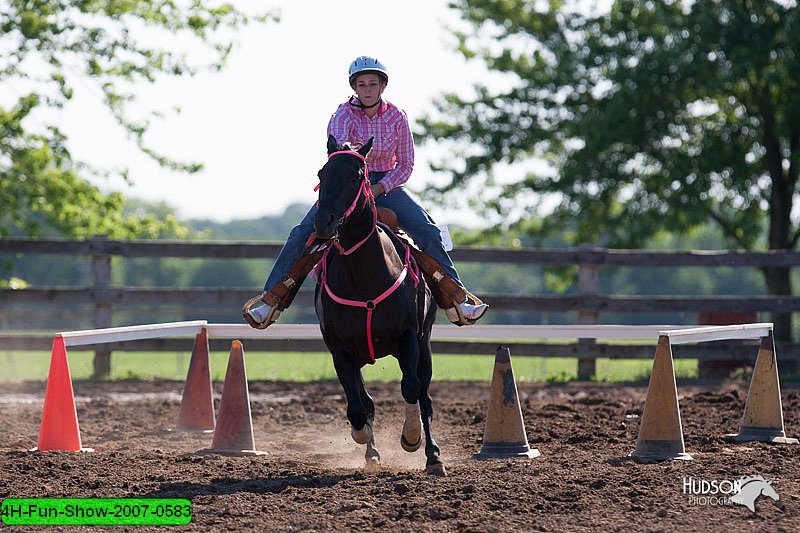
[739, 475, 768, 486]
[334, 141, 363, 153]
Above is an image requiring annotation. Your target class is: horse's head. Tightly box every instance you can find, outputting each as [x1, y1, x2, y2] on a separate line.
[758, 480, 779, 502]
[314, 134, 374, 240]
[731, 476, 780, 513]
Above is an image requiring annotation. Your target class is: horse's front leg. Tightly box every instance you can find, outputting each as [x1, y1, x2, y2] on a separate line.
[333, 348, 380, 466]
[418, 337, 446, 476]
[397, 330, 423, 453]
[333, 347, 370, 440]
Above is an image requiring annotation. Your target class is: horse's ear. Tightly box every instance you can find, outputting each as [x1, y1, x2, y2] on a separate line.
[327, 134, 338, 155]
[358, 137, 374, 158]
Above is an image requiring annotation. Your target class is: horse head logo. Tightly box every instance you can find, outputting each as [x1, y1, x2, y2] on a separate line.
[730, 476, 779, 513]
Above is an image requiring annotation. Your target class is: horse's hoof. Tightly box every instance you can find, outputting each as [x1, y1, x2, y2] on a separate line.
[364, 457, 381, 472]
[400, 434, 422, 452]
[425, 462, 447, 477]
[351, 422, 373, 445]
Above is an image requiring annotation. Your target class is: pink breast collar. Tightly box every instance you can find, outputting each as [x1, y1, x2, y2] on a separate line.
[321, 241, 418, 363]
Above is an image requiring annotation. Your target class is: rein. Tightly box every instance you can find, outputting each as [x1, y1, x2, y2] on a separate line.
[316, 149, 420, 362]
[315, 150, 378, 255]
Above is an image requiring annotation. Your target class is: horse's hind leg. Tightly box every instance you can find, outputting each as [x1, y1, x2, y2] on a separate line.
[359, 371, 381, 468]
[418, 338, 446, 476]
[364, 434, 380, 470]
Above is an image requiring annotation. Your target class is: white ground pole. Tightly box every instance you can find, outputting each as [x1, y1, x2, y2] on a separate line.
[658, 323, 773, 344]
[52, 322, 773, 346]
[204, 323, 773, 345]
[55, 320, 208, 347]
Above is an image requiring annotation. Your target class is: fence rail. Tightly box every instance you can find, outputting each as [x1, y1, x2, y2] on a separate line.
[4, 237, 800, 265]
[2, 236, 799, 378]
[4, 288, 800, 313]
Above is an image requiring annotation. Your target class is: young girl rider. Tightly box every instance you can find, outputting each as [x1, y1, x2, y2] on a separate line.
[244, 55, 488, 328]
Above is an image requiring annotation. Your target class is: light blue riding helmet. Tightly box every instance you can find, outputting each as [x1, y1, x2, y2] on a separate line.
[348, 56, 389, 89]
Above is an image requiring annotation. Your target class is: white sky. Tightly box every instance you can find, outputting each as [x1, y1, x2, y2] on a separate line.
[53, 0, 492, 224]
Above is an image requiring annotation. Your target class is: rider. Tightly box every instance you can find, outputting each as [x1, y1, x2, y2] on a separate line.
[245, 55, 488, 328]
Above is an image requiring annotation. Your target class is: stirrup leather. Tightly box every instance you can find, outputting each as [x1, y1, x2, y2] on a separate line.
[242, 246, 329, 329]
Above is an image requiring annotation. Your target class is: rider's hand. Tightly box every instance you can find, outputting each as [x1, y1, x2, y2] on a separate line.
[370, 183, 385, 197]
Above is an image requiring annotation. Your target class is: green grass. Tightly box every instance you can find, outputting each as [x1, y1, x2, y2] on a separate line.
[0, 350, 698, 383]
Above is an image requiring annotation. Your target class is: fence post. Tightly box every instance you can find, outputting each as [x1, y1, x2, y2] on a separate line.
[91, 235, 112, 378]
[577, 245, 600, 380]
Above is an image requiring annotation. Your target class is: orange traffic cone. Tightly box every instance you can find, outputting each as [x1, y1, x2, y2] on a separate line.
[197, 341, 266, 456]
[629, 335, 692, 462]
[725, 332, 798, 444]
[472, 346, 540, 460]
[33, 337, 93, 452]
[172, 329, 215, 433]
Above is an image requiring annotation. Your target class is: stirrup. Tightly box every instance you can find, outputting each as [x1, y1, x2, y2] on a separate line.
[242, 293, 281, 329]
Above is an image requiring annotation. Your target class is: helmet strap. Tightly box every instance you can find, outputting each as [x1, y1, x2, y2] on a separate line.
[349, 95, 381, 110]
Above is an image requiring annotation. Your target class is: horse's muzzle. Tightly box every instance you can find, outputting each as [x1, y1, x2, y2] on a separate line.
[314, 211, 341, 240]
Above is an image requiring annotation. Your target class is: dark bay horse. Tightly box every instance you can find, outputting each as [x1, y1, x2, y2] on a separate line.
[313, 134, 445, 476]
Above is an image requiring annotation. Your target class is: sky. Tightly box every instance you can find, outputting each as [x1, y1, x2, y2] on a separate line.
[52, 0, 493, 225]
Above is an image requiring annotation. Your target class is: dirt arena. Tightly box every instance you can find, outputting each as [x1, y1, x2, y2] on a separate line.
[1, 377, 799, 532]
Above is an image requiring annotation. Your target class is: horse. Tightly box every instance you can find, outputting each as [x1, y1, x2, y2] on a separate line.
[730, 475, 779, 513]
[312, 134, 445, 476]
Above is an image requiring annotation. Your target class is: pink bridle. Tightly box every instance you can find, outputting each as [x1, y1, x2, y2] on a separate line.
[316, 150, 377, 256]
[317, 149, 420, 363]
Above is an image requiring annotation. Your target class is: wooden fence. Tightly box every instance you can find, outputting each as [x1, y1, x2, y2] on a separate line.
[2, 236, 800, 379]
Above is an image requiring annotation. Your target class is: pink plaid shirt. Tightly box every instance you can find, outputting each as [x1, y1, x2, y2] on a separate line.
[327, 98, 415, 193]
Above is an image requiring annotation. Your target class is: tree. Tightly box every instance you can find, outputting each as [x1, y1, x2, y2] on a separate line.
[0, 0, 276, 239]
[419, 0, 800, 340]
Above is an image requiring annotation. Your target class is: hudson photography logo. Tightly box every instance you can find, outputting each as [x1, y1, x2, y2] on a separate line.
[682, 475, 779, 513]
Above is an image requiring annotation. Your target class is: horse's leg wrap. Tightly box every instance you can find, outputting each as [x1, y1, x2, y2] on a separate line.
[401, 401, 423, 452]
[242, 248, 326, 329]
[351, 419, 373, 445]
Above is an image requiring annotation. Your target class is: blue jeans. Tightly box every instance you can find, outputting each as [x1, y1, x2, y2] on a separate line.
[263, 171, 463, 291]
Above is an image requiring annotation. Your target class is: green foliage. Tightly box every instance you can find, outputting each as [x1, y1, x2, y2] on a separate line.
[0, 1, 277, 239]
[420, 0, 800, 253]
[0, 277, 28, 289]
[186, 203, 314, 241]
